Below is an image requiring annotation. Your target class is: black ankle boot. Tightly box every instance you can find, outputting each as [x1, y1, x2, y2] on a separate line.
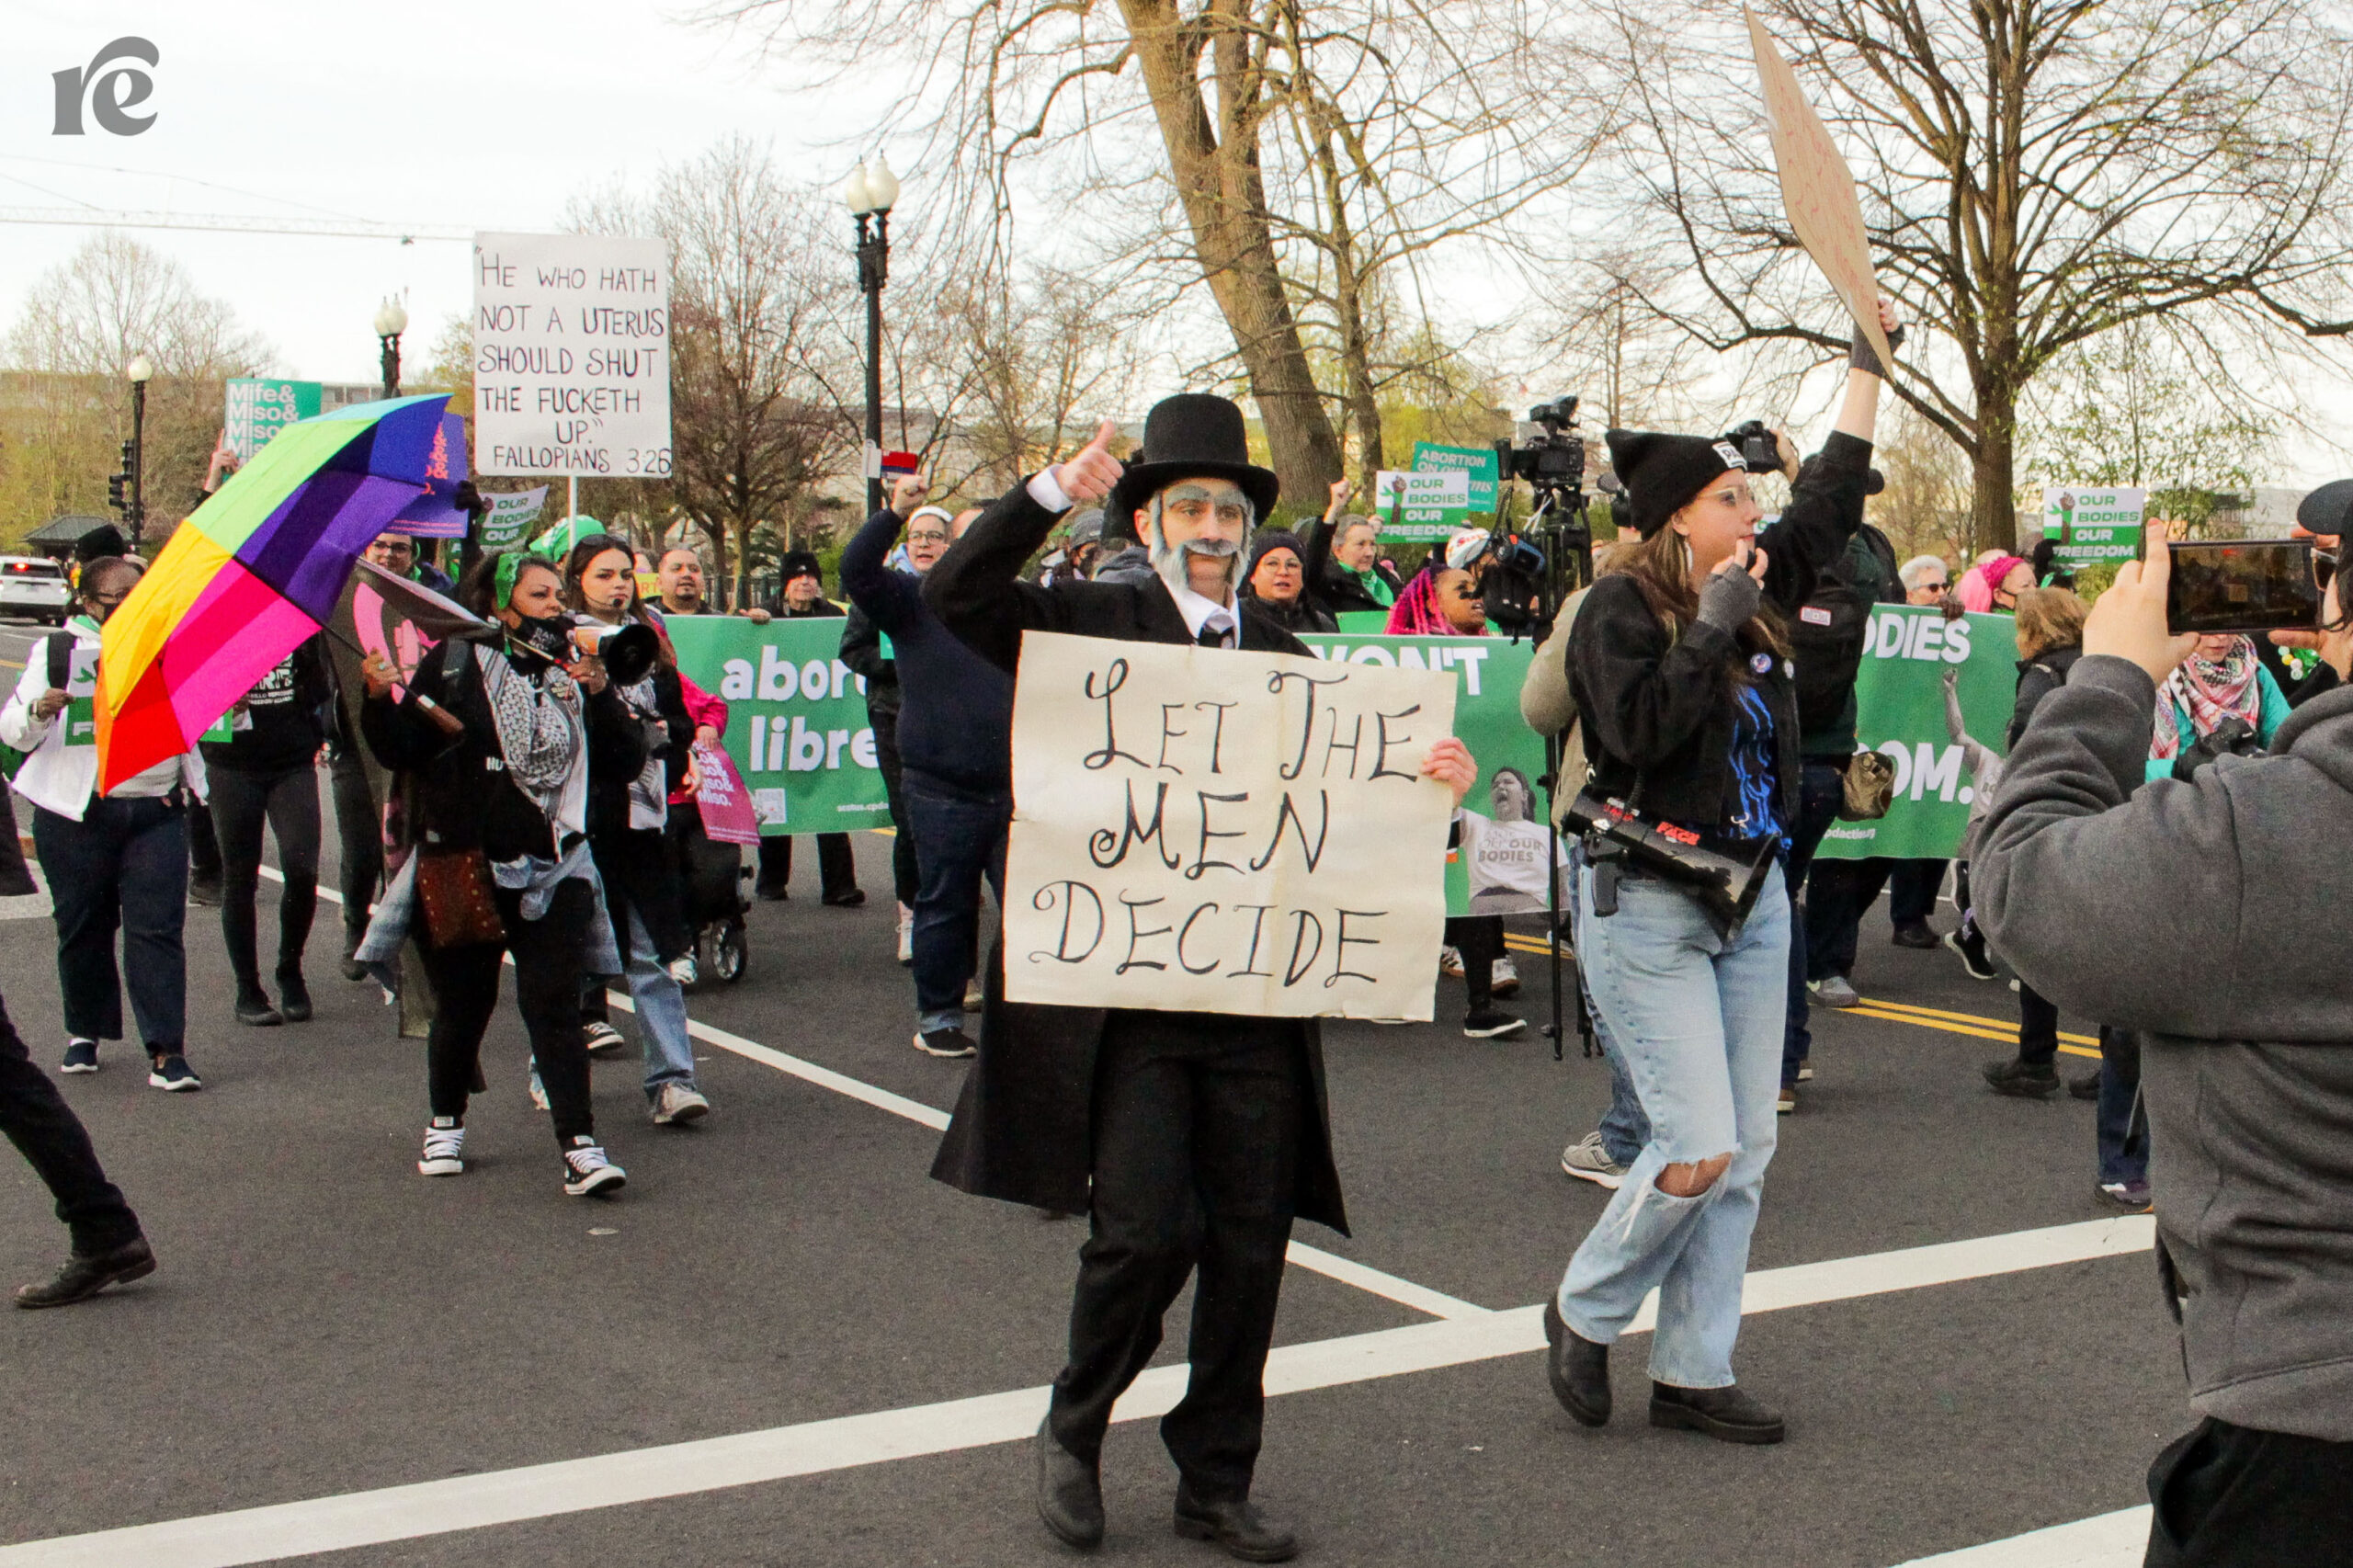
[277, 967, 313, 1022]
[234, 983, 282, 1027]
[1543, 1299, 1611, 1426]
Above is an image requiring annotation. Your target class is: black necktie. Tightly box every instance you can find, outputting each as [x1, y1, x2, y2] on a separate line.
[1197, 619, 1230, 649]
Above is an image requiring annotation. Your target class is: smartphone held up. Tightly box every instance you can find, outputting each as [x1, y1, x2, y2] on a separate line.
[2163, 540, 2323, 636]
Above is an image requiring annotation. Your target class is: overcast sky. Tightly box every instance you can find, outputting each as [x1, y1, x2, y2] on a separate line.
[6, 0, 2349, 492]
[2, 0, 850, 382]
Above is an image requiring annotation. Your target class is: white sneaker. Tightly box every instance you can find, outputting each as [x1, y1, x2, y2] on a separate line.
[418, 1118, 466, 1176]
[561, 1138, 627, 1197]
[652, 1083, 710, 1126]
[666, 955, 698, 987]
[582, 1022, 626, 1057]
[1491, 955, 1520, 997]
[1438, 945, 1465, 980]
[896, 903, 915, 966]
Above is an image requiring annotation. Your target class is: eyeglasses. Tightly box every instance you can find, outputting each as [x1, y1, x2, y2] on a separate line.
[906, 530, 949, 544]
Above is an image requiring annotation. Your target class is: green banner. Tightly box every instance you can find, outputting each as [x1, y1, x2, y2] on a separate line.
[1815, 605, 2018, 862]
[1335, 610, 1392, 633]
[223, 379, 322, 464]
[1411, 441, 1499, 513]
[664, 617, 891, 835]
[1296, 632, 1551, 916]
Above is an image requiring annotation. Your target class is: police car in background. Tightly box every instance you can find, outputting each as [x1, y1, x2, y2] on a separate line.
[0, 557, 73, 624]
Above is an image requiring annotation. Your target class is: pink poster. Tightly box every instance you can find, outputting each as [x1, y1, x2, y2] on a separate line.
[692, 742, 761, 846]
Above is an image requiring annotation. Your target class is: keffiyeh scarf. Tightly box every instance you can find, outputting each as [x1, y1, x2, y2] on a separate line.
[2150, 636, 2259, 762]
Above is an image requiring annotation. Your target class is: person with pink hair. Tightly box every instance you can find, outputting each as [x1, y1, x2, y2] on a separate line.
[1958, 554, 2033, 614]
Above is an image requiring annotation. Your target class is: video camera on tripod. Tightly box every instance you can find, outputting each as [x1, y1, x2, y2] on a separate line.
[1480, 396, 1595, 640]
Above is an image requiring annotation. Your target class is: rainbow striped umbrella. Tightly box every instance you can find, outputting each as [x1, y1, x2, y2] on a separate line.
[96, 394, 452, 793]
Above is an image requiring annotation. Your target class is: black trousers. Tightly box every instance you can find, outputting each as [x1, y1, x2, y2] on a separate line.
[186, 794, 221, 883]
[870, 710, 921, 908]
[757, 835, 858, 899]
[209, 765, 321, 989]
[0, 775, 36, 896]
[1445, 914, 1502, 1010]
[0, 993, 140, 1255]
[329, 746, 382, 951]
[1050, 1012, 1302, 1502]
[2145, 1417, 2353, 1565]
[415, 879, 597, 1148]
[32, 798, 187, 1051]
[1804, 856, 1946, 980]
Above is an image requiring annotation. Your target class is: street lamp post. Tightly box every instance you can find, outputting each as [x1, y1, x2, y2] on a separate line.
[843, 156, 901, 517]
[125, 353, 153, 554]
[375, 297, 408, 399]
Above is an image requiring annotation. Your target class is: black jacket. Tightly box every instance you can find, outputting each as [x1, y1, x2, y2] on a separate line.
[840, 507, 1015, 796]
[920, 483, 1349, 1233]
[1568, 431, 1874, 833]
[582, 653, 696, 962]
[2008, 642, 2083, 751]
[839, 602, 898, 719]
[1310, 516, 1403, 617]
[1241, 586, 1338, 635]
[359, 637, 647, 864]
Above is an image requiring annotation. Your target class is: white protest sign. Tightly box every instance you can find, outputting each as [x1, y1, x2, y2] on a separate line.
[472, 233, 672, 479]
[1002, 631, 1455, 1020]
[476, 486, 550, 552]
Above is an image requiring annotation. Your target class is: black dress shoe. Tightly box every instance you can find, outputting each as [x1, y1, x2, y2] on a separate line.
[1648, 1381, 1785, 1445]
[754, 882, 789, 903]
[1982, 1057, 2059, 1098]
[1891, 920, 1939, 949]
[1035, 1418, 1103, 1551]
[339, 953, 369, 983]
[233, 986, 283, 1027]
[1542, 1299, 1610, 1426]
[1174, 1490, 1297, 1563]
[822, 887, 867, 908]
[13, 1236, 155, 1309]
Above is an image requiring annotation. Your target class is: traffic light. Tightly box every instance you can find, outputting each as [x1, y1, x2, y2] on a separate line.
[107, 473, 127, 513]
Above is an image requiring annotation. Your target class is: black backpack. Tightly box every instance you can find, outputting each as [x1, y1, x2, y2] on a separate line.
[1788, 525, 1900, 734]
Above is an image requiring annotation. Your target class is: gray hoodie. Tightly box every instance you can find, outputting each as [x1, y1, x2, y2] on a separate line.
[1975, 655, 2353, 1441]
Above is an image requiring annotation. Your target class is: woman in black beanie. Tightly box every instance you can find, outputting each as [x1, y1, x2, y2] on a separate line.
[1238, 529, 1337, 633]
[1541, 299, 1901, 1448]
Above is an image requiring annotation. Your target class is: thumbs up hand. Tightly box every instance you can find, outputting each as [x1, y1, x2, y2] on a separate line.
[1051, 418, 1124, 507]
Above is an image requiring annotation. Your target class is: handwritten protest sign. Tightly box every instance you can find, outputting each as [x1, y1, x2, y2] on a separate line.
[1746, 8, 1895, 372]
[1001, 632, 1455, 1020]
[472, 232, 672, 479]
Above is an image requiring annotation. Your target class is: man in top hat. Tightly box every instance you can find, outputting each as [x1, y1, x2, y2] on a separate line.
[923, 393, 1476, 1562]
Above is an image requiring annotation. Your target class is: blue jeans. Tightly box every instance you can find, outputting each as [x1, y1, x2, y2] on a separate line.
[1559, 860, 1789, 1389]
[622, 905, 696, 1097]
[904, 772, 1008, 1035]
[1781, 761, 1847, 1086]
[1568, 846, 1652, 1166]
[2097, 1027, 2147, 1187]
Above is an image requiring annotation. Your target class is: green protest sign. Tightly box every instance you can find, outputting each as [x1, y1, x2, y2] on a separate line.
[223, 379, 322, 463]
[664, 617, 891, 835]
[2041, 486, 2144, 567]
[1372, 470, 1471, 541]
[1411, 441, 1499, 514]
[476, 487, 548, 553]
[1295, 632, 1552, 916]
[1815, 605, 2018, 862]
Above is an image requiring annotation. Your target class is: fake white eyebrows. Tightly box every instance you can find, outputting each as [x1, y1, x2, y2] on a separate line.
[1164, 482, 1250, 507]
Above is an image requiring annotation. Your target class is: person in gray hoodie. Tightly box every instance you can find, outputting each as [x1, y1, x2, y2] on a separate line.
[1972, 528, 2353, 1564]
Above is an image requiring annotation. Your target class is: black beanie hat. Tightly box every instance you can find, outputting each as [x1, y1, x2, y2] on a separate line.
[1246, 529, 1305, 575]
[779, 551, 823, 585]
[74, 523, 129, 563]
[1604, 429, 1748, 539]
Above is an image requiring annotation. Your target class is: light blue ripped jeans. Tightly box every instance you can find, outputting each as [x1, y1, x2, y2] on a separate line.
[1557, 858, 1788, 1390]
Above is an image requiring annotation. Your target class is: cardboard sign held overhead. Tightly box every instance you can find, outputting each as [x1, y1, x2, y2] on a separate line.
[1745, 8, 1896, 375]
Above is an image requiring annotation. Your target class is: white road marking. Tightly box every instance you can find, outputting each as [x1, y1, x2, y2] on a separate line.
[1892, 1506, 2152, 1566]
[0, 1217, 2154, 1568]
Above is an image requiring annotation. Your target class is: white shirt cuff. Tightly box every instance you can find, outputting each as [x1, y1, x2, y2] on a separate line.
[1026, 467, 1074, 514]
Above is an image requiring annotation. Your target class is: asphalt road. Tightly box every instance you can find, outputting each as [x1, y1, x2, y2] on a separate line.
[0, 701, 2182, 1568]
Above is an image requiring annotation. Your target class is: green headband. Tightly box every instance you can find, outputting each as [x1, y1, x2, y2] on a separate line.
[494, 550, 529, 609]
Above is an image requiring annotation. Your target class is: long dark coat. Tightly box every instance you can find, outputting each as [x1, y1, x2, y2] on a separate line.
[920, 486, 1350, 1233]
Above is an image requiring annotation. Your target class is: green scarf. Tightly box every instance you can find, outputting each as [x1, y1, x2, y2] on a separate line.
[1348, 565, 1395, 608]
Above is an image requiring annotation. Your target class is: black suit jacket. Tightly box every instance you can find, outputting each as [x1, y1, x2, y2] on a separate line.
[921, 482, 1350, 1233]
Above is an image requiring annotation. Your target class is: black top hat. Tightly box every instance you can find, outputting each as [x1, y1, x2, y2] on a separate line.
[1102, 393, 1280, 543]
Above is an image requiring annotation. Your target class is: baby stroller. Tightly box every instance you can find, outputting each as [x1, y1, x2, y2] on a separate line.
[669, 812, 752, 988]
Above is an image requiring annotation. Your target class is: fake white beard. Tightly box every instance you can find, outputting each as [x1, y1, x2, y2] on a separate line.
[1146, 519, 1249, 603]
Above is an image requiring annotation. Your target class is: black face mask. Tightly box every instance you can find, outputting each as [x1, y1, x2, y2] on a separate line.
[509, 614, 573, 661]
